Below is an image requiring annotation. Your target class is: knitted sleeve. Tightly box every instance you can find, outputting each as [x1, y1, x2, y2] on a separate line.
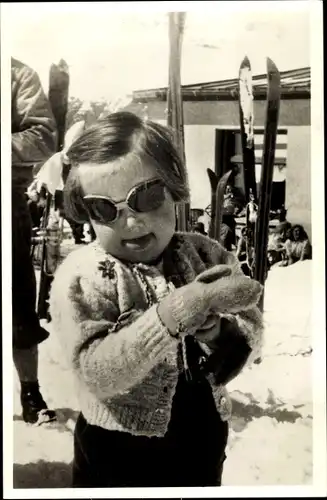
[49, 251, 177, 401]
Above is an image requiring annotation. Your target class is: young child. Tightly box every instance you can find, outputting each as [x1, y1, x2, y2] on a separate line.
[49, 111, 264, 488]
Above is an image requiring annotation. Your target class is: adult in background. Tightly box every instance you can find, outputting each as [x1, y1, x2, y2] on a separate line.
[235, 226, 254, 277]
[220, 214, 236, 251]
[192, 222, 207, 236]
[221, 184, 238, 250]
[54, 189, 85, 244]
[284, 224, 312, 266]
[27, 187, 47, 230]
[267, 221, 292, 269]
[12, 57, 57, 424]
[276, 205, 289, 223]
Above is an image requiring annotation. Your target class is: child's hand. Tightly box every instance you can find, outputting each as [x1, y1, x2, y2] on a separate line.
[197, 264, 263, 315]
[195, 264, 233, 283]
[198, 314, 218, 331]
[157, 265, 262, 338]
[195, 313, 221, 343]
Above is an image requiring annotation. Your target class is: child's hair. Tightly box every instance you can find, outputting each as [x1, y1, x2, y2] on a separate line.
[63, 111, 190, 223]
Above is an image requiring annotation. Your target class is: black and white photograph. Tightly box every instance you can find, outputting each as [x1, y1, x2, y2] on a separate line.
[1, 0, 326, 496]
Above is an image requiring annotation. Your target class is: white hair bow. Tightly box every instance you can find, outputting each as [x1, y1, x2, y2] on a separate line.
[28, 121, 85, 196]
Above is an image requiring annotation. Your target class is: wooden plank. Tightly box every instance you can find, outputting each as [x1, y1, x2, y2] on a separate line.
[167, 12, 189, 231]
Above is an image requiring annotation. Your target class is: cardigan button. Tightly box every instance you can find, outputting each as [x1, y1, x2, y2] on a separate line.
[220, 396, 227, 406]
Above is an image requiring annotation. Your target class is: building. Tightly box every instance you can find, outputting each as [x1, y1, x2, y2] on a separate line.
[125, 67, 311, 238]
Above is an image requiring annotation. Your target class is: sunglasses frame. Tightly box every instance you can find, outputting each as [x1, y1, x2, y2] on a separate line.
[83, 178, 166, 224]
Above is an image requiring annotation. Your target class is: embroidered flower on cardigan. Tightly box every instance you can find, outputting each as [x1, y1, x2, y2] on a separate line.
[98, 259, 116, 280]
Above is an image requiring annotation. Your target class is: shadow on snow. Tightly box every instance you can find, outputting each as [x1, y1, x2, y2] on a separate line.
[229, 389, 311, 433]
[13, 460, 72, 488]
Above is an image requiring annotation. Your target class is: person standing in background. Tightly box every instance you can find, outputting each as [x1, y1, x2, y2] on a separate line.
[192, 222, 207, 236]
[12, 57, 57, 424]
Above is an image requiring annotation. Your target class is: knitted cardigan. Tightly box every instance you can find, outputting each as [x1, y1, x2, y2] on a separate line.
[49, 232, 264, 437]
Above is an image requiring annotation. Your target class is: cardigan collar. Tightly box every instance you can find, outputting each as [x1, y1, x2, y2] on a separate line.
[92, 231, 201, 287]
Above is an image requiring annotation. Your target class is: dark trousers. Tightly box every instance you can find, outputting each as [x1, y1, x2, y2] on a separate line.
[12, 188, 48, 349]
[73, 374, 229, 488]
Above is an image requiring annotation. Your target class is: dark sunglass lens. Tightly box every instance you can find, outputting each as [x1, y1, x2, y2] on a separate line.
[85, 199, 117, 223]
[130, 181, 166, 213]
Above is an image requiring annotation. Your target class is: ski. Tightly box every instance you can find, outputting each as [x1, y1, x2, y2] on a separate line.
[37, 59, 69, 319]
[167, 12, 189, 231]
[253, 57, 281, 311]
[238, 56, 257, 277]
[214, 170, 233, 243]
[204, 168, 232, 339]
[238, 56, 257, 204]
[207, 168, 219, 239]
[207, 168, 233, 243]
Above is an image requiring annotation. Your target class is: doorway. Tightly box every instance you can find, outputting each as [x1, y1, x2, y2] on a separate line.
[215, 128, 287, 213]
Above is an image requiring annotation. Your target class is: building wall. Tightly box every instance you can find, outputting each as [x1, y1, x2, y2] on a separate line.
[127, 98, 310, 126]
[285, 126, 311, 239]
[125, 98, 311, 238]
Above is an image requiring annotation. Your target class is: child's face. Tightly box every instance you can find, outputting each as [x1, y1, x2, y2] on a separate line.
[78, 157, 176, 263]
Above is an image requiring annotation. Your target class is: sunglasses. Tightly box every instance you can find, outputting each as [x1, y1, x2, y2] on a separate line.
[83, 178, 166, 224]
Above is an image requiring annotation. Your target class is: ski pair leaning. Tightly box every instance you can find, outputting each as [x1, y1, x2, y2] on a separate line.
[239, 56, 281, 311]
[206, 57, 281, 313]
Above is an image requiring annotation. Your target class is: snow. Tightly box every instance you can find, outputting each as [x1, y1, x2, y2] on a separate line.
[13, 256, 313, 488]
[224, 260, 313, 486]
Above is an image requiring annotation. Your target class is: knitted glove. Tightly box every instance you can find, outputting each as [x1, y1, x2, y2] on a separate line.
[197, 264, 263, 312]
[195, 264, 235, 284]
[157, 264, 262, 337]
[200, 316, 252, 385]
[195, 264, 238, 338]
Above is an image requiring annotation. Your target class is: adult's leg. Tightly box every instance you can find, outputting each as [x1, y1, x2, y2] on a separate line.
[12, 189, 48, 347]
[88, 223, 96, 241]
[12, 188, 55, 424]
[13, 344, 38, 383]
[65, 217, 85, 244]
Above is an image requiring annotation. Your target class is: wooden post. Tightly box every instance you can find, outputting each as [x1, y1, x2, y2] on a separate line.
[167, 12, 189, 232]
